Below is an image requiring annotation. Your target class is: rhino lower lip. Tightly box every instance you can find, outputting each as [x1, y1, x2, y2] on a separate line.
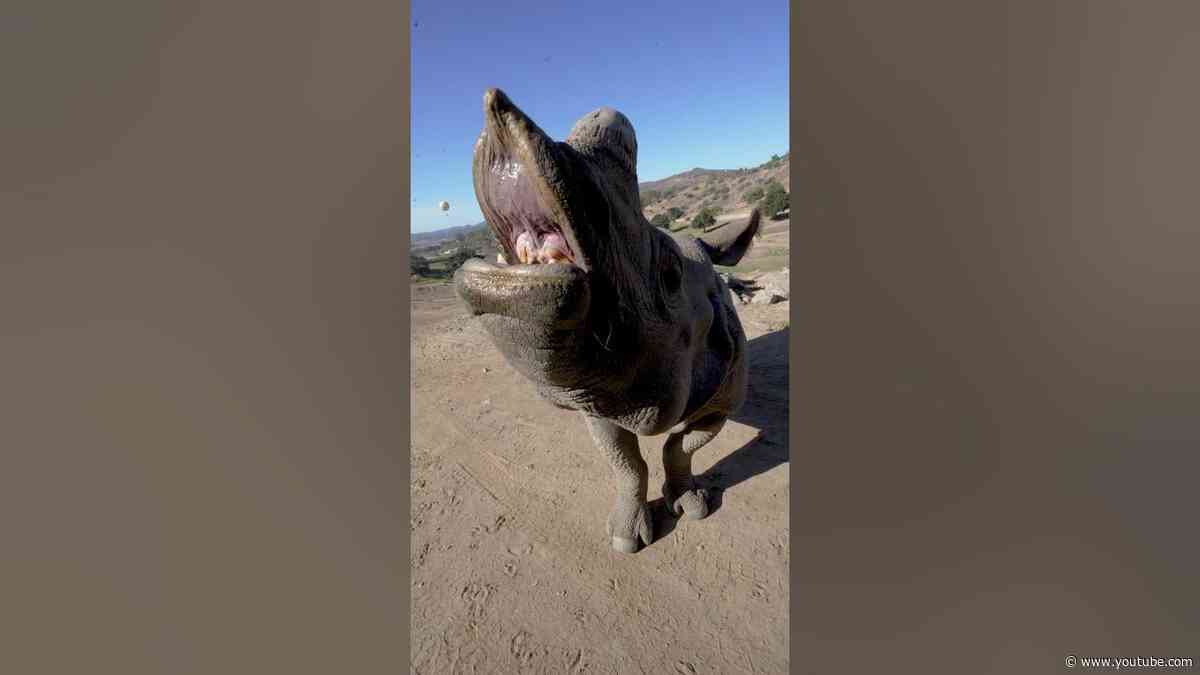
[496, 256, 573, 267]
[492, 254, 576, 270]
[469, 257, 579, 275]
[455, 255, 590, 327]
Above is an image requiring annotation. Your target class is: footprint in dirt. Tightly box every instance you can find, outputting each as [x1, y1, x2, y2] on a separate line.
[504, 530, 533, 557]
[459, 582, 495, 620]
[509, 630, 548, 667]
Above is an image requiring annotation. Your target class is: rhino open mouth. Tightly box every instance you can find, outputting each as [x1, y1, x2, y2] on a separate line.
[472, 88, 590, 275]
[456, 89, 593, 327]
[482, 157, 578, 267]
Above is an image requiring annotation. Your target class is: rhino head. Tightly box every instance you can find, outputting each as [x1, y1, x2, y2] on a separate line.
[455, 88, 761, 552]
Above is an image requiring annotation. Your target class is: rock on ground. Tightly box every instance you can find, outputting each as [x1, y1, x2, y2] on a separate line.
[724, 268, 789, 305]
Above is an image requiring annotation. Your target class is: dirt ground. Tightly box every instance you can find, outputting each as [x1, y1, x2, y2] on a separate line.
[410, 270, 791, 674]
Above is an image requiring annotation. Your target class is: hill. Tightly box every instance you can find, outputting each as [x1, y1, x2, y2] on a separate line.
[412, 222, 487, 246]
[638, 151, 789, 225]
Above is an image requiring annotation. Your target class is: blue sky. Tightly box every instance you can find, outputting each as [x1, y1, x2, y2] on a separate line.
[411, 0, 789, 233]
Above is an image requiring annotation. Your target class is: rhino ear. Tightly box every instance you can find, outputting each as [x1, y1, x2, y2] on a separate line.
[698, 209, 761, 267]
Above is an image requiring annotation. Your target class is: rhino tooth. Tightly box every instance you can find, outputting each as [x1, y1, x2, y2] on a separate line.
[516, 231, 537, 264]
[536, 232, 571, 264]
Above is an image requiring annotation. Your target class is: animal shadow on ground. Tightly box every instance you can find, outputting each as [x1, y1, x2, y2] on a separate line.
[650, 326, 791, 541]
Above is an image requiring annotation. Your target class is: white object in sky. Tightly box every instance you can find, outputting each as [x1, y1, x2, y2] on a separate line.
[439, 200, 450, 212]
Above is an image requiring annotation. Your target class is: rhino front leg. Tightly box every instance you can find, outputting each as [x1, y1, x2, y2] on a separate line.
[584, 414, 653, 553]
[662, 413, 727, 520]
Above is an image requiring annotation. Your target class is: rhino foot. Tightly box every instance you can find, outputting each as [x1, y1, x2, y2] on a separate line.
[664, 484, 710, 520]
[661, 415, 726, 522]
[606, 499, 653, 553]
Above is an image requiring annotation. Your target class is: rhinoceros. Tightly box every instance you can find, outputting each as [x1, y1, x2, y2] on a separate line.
[455, 89, 760, 553]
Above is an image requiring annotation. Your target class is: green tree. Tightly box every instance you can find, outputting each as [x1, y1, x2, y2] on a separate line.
[760, 181, 789, 218]
[409, 254, 431, 276]
[743, 186, 765, 203]
[691, 207, 716, 229]
[650, 213, 671, 228]
[667, 206, 684, 220]
[446, 249, 477, 270]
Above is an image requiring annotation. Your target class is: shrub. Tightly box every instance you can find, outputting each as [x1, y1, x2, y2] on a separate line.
[650, 213, 671, 228]
[760, 181, 789, 218]
[743, 187, 765, 203]
[667, 206, 684, 220]
[410, 255, 431, 276]
[691, 207, 716, 229]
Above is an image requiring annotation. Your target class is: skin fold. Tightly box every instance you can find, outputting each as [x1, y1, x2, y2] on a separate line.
[454, 88, 761, 553]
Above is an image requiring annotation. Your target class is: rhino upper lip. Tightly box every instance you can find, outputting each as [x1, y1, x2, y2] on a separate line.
[474, 89, 589, 274]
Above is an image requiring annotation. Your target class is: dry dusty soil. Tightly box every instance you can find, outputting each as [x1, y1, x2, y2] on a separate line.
[411, 271, 790, 674]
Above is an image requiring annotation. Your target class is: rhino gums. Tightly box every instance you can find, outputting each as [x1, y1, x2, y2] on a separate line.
[455, 88, 761, 553]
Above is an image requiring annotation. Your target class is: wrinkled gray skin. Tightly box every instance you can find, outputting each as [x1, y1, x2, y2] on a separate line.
[455, 89, 760, 553]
